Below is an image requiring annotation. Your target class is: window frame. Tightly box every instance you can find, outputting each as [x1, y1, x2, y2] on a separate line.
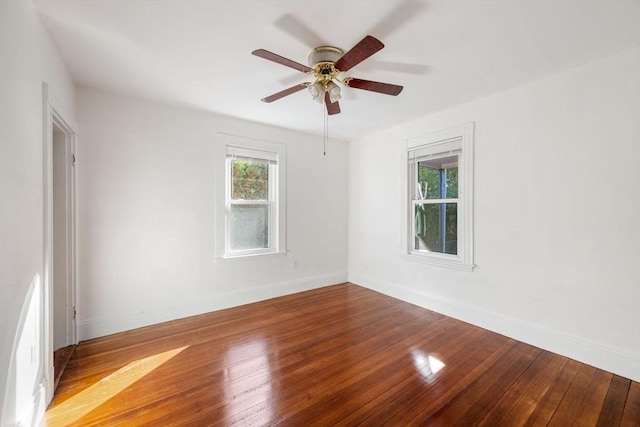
[215, 134, 287, 261]
[400, 123, 475, 271]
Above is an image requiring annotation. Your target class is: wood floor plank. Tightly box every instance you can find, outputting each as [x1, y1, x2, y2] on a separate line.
[238, 310, 447, 425]
[53, 284, 382, 403]
[425, 340, 541, 425]
[573, 368, 615, 426]
[597, 375, 632, 427]
[476, 350, 569, 426]
[548, 363, 599, 426]
[62, 290, 430, 426]
[156, 308, 431, 426]
[522, 358, 581, 426]
[280, 316, 487, 426]
[353, 326, 504, 425]
[45, 283, 640, 427]
[394, 332, 516, 425]
[622, 381, 640, 427]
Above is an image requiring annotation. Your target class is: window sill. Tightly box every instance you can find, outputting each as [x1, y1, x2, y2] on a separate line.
[401, 253, 475, 271]
[215, 251, 287, 263]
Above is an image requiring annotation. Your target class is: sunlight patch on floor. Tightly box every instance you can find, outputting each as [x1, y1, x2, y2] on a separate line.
[223, 338, 274, 425]
[46, 346, 188, 426]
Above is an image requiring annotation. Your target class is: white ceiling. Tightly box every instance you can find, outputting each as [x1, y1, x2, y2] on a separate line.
[34, 0, 640, 141]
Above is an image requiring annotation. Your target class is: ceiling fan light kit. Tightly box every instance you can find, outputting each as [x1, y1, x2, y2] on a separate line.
[252, 35, 403, 116]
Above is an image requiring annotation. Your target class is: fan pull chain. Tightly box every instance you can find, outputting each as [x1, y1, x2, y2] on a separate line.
[323, 106, 328, 156]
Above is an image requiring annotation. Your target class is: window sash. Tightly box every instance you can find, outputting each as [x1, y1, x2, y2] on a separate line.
[411, 199, 460, 259]
[408, 137, 462, 163]
[226, 145, 278, 164]
[229, 199, 273, 206]
[412, 153, 459, 256]
[225, 150, 278, 256]
[414, 157, 459, 201]
[413, 199, 459, 205]
[227, 203, 273, 255]
[228, 159, 273, 202]
[411, 154, 460, 258]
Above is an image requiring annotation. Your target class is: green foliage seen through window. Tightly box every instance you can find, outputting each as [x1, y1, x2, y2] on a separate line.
[231, 160, 269, 200]
[416, 164, 458, 254]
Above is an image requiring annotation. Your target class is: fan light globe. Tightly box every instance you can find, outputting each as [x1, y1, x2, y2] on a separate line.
[327, 81, 341, 103]
[308, 82, 324, 103]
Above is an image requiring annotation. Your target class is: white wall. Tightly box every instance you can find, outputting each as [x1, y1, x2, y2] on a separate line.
[75, 87, 348, 340]
[348, 46, 640, 381]
[0, 0, 76, 424]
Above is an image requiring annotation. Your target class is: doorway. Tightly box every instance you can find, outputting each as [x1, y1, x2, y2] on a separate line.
[51, 120, 76, 389]
[43, 83, 78, 404]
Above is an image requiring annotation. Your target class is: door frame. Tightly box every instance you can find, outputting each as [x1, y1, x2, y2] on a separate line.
[42, 82, 78, 403]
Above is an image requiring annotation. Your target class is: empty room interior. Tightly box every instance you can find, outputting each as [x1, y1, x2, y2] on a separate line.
[1, 0, 639, 425]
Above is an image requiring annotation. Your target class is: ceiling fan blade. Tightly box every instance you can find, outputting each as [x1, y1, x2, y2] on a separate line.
[344, 78, 403, 96]
[252, 49, 312, 73]
[275, 14, 326, 48]
[334, 35, 384, 73]
[324, 92, 341, 115]
[368, 0, 426, 40]
[261, 83, 308, 103]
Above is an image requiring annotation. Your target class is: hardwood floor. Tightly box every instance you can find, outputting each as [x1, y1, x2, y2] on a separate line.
[46, 283, 640, 426]
[53, 344, 76, 392]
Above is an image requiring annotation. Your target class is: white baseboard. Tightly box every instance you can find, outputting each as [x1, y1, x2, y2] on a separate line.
[78, 271, 347, 341]
[349, 272, 640, 383]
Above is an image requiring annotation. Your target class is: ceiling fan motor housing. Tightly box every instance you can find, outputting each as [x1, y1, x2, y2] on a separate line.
[307, 46, 344, 67]
[308, 46, 344, 86]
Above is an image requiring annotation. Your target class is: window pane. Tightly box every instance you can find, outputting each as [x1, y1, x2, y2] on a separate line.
[445, 167, 458, 198]
[229, 204, 270, 251]
[231, 160, 269, 200]
[415, 203, 457, 255]
[417, 155, 458, 199]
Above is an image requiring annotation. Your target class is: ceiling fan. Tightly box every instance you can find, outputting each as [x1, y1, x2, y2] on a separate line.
[252, 35, 403, 115]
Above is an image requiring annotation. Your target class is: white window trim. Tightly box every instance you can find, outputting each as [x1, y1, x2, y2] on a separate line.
[215, 133, 287, 261]
[400, 122, 475, 271]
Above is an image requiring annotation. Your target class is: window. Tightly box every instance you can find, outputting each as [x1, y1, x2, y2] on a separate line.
[401, 123, 474, 271]
[215, 135, 286, 259]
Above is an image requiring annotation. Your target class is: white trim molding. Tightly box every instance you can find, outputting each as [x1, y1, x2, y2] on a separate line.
[400, 122, 475, 271]
[349, 272, 640, 383]
[78, 271, 347, 341]
[214, 132, 287, 261]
